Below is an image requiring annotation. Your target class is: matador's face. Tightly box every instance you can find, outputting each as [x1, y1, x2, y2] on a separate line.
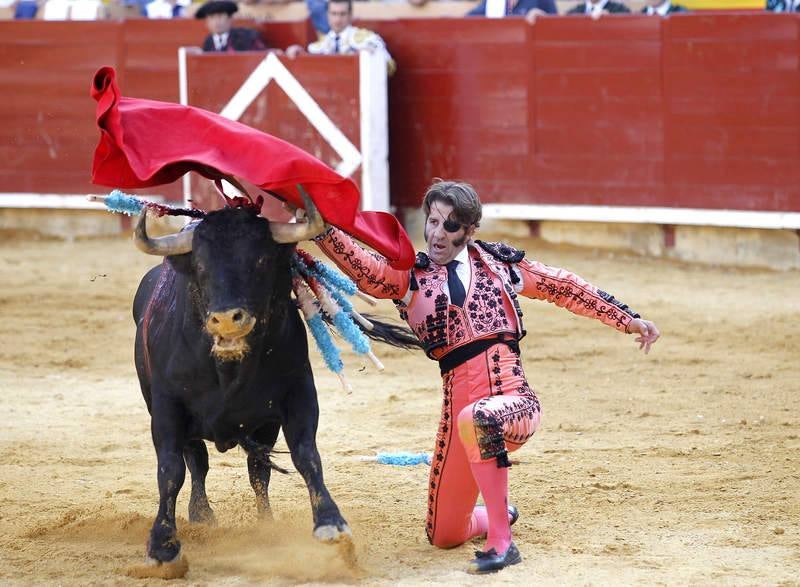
[424, 200, 475, 266]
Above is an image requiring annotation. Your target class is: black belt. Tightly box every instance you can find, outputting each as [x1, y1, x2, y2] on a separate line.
[438, 336, 520, 375]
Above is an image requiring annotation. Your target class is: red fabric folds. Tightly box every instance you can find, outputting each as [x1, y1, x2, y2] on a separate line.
[90, 66, 414, 270]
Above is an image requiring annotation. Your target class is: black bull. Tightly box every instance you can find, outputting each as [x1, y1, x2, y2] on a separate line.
[130, 202, 419, 564]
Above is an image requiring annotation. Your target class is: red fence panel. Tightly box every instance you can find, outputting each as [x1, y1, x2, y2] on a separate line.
[0, 21, 123, 194]
[662, 13, 800, 211]
[367, 18, 534, 207]
[531, 16, 664, 207]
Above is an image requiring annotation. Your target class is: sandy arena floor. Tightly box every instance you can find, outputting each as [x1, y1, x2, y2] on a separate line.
[0, 231, 798, 586]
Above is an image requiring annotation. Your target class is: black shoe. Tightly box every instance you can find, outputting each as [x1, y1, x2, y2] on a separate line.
[467, 542, 522, 574]
[508, 504, 519, 527]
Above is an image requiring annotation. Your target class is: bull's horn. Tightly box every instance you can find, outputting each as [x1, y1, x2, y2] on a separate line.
[133, 210, 196, 256]
[269, 185, 325, 244]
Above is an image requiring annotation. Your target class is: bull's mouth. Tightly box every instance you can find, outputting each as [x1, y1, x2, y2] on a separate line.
[211, 335, 250, 361]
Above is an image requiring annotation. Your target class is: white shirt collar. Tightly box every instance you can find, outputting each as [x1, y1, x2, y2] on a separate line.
[646, 0, 672, 15]
[586, 0, 608, 14]
[327, 25, 353, 41]
[454, 245, 470, 267]
[213, 32, 228, 50]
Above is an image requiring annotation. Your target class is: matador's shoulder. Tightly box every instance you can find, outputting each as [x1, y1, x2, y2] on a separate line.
[414, 252, 431, 269]
[474, 240, 526, 263]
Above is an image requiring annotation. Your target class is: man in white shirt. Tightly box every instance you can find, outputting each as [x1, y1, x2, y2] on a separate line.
[286, 0, 396, 75]
[641, 0, 688, 14]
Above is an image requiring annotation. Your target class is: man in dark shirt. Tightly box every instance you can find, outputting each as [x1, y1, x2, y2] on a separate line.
[641, 0, 688, 13]
[567, 0, 630, 16]
[196, 0, 267, 53]
[766, 0, 800, 11]
[467, 0, 558, 21]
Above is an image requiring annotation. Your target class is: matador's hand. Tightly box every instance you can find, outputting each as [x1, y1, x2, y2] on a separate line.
[627, 318, 660, 354]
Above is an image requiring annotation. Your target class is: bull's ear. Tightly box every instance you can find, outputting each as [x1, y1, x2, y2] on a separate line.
[166, 253, 192, 275]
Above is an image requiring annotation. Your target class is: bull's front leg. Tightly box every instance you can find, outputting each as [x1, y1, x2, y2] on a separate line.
[183, 439, 216, 525]
[147, 395, 188, 563]
[239, 423, 281, 519]
[282, 376, 351, 542]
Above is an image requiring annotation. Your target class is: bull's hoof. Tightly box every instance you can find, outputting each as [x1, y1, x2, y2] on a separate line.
[125, 554, 189, 580]
[147, 526, 181, 563]
[313, 523, 353, 542]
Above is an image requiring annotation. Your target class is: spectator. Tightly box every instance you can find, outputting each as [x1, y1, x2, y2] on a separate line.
[286, 0, 396, 75]
[116, 0, 151, 17]
[766, 0, 799, 11]
[195, 0, 268, 52]
[641, 0, 687, 14]
[146, 0, 189, 18]
[13, 0, 40, 18]
[567, 0, 630, 16]
[467, 0, 557, 23]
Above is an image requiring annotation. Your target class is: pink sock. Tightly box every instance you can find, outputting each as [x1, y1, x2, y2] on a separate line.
[466, 506, 488, 539]
[467, 504, 517, 540]
[470, 460, 511, 554]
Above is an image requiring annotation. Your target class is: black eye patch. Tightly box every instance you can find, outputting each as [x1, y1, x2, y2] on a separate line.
[443, 219, 462, 233]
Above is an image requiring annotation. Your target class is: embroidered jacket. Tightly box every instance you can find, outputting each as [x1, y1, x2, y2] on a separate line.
[315, 228, 640, 360]
[308, 25, 396, 75]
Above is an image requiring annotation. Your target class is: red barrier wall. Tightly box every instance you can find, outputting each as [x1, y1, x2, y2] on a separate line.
[1, 15, 798, 214]
[367, 13, 800, 211]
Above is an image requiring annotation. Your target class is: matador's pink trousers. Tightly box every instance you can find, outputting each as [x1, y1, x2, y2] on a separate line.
[427, 341, 540, 547]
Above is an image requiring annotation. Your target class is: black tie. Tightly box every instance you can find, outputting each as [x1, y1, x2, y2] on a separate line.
[446, 260, 466, 307]
[333, 34, 340, 54]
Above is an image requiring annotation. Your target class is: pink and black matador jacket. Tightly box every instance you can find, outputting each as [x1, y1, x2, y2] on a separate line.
[315, 228, 640, 364]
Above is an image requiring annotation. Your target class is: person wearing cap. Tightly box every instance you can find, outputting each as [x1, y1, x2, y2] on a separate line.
[312, 179, 660, 574]
[196, 0, 267, 53]
[285, 0, 396, 75]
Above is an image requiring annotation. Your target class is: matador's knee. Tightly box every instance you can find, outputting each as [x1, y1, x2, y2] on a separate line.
[457, 404, 511, 468]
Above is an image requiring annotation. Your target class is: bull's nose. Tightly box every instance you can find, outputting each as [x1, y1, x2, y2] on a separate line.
[206, 308, 255, 337]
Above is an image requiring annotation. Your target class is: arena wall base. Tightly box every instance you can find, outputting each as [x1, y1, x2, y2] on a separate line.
[0, 209, 122, 240]
[400, 208, 800, 271]
[0, 209, 185, 240]
[668, 225, 800, 272]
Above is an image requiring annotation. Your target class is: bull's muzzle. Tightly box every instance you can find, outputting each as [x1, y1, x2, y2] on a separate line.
[205, 308, 256, 360]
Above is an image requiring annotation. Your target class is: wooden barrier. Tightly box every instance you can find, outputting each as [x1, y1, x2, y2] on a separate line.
[362, 14, 800, 225]
[0, 15, 798, 228]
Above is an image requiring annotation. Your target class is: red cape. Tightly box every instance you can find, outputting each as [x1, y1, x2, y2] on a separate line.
[91, 66, 414, 270]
